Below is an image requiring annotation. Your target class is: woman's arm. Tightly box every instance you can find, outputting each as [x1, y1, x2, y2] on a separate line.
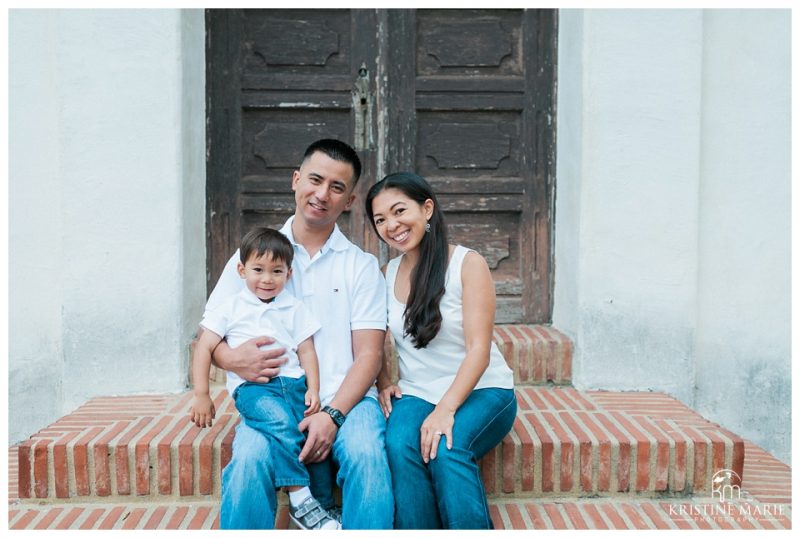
[420, 250, 496, 462]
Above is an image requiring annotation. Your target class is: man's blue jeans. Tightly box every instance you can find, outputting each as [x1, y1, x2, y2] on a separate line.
[386, 388, 517, 529]
[220, 395, 394, 529]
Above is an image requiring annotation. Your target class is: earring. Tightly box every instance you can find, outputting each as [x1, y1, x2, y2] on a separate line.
[425, 222, 431, 233]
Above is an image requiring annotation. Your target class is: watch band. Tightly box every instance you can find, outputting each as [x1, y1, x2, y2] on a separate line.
[322, 405, 346, 428]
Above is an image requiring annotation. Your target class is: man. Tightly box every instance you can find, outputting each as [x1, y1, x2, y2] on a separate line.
[206, 139, 394, 529]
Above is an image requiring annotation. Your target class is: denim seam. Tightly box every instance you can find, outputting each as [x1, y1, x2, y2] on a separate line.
[465, 390, 517, 453]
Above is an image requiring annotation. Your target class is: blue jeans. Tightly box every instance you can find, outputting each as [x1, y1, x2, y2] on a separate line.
[232, 376, 314, 488]
[220, 395, 394, 529]
[386, 388, 517, 529]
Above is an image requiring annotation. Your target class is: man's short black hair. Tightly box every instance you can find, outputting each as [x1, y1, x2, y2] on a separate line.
[302, 139, 362, 186]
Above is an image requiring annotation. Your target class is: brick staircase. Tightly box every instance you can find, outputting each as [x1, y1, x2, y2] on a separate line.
[9, 325, 792, 530]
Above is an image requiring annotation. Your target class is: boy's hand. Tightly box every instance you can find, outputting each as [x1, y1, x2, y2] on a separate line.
[304, 390, 321, 416]
[191, 395, 216, 428]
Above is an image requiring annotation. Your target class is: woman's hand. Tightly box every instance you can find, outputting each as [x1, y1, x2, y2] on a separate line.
[378, 384, 403, 418]
[419, 407, 455, 463]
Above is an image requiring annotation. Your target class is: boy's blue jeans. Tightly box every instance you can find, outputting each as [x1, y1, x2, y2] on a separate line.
[231, 376, 324, 488]
[386, 387, 517, 529]
[220, 387, 394, 529]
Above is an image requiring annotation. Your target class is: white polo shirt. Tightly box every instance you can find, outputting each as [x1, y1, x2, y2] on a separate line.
[201, 287, 321, 396]
[205, 216, 387, 406]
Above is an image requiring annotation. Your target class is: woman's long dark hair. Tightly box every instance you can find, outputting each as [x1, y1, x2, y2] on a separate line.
[366, 172, 449, 348]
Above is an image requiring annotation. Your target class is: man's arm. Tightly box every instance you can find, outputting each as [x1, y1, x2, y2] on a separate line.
[210, 333, 287, 384]
[298, 328, 384, 463]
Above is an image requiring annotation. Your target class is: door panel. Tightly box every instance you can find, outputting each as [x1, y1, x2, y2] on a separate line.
[207, 8, 556, 323]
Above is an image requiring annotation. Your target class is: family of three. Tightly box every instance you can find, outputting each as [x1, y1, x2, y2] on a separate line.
[190, 139, 517, 529]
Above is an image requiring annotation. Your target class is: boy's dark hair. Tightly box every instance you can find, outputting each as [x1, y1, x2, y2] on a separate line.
[302, 139, 362, 186]
[240, 227, 294, 267]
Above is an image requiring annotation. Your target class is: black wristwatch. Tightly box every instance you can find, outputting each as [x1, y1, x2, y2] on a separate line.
[322, 405, 346, 428]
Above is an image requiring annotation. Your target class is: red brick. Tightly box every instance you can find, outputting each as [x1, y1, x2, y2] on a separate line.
[33, 439, 53, 498]
[135, 415, 172, 495]
[543, 504, 567, 528]
[74, 427, 105, 496]
[610, 412, 650, 492]
[10, 509, 39, 530]
[167, 391, 194, 414]
[167, 506, 190, 529]
[685, 427, 709, 492]
[541, 412, 574, 491]
[144, 506, 168, 529]
[594, 414, 632, 492]
[524, 503, 548, 530]
[33, 507, 64, 530]
[99, 506, 126, 530]
[511, 417, 534, 491]
[489, 504, 504, 529]
[640, 502, 671, 530]
[53, 431, 82, 498]
[121, 508, 147, 530]
[581, 504, 608, 529]
[506, 325, 531, 382]
[55, 507, 84, 529]
[532, 325, 558, 382]
[94, 421, 131, 497]
[575, 411, 612, 491]
[620, 502, 650, 529]
[501, 430, 516, 493]
[220, 417, 239, 469]
[187, 507, 211, 530]
[158, 418, 191, 495]
[599, 503, 628, 529]
[78, 508, 105, 529]
[563, 502, 589, 529]
[481, 446, 496, 495]
[633, 416, 670, 491]
[506, 503, 526, 529]
[559, 412, 593, 492]
[16, 443, 33, 498]
[115, 416, 154, 495]
[524, 413, 553, 492]
[178, 420, 204, 496]
[199, 414, 233, 494]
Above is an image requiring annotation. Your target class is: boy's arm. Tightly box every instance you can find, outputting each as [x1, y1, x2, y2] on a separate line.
[296, 337, 320, 394]
[192, 329, 224, 398]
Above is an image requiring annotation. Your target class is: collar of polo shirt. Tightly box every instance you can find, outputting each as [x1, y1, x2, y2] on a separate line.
[280, 215, 350, 254]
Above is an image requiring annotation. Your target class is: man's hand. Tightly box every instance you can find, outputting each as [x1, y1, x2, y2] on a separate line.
[297, 412, 337, 463]
[213, 336, 288, 383]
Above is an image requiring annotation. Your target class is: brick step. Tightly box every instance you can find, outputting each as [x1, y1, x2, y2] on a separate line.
[10, 442, 790, 530]
[8, 497, 791, 530]
[16, 386, 744, 503]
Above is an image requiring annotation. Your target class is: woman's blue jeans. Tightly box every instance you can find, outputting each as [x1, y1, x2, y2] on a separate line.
[386, 388, 517, 529]
[220, 393, 394, 529]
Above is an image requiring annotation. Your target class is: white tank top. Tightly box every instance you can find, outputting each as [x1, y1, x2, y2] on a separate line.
[385, 245, 514, 404]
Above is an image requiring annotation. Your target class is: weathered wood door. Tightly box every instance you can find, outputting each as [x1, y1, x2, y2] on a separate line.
[207, 9, 557, 323]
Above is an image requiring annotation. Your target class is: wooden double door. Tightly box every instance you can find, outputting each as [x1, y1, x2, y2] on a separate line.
[206, 9, 557, 323]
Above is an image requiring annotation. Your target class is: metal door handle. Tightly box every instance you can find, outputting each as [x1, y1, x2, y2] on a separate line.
[352, 63, 374, 151]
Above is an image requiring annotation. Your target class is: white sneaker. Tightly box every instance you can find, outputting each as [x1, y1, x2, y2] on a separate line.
[289, 495, 341, 530]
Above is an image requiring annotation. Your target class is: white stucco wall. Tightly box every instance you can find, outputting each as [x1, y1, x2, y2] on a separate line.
[8, 9, 207, 444]
[554, 9, 791, 463]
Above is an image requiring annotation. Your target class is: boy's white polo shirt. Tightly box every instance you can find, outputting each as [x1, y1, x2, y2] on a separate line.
[205, 216, 387, 406]
[201, 287, 321, 397]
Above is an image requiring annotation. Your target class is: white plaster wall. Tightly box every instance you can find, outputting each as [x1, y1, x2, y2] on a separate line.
[555, 9, 704, 404]
[8, 9, 207, 444]
[554, 9, 791, 463]
[694, 10, 791, 464]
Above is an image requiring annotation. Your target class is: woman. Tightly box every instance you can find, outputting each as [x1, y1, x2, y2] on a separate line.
[366, 172, 516, 529]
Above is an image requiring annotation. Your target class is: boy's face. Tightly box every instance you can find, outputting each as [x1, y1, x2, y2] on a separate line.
[237, 252, 291, 303]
